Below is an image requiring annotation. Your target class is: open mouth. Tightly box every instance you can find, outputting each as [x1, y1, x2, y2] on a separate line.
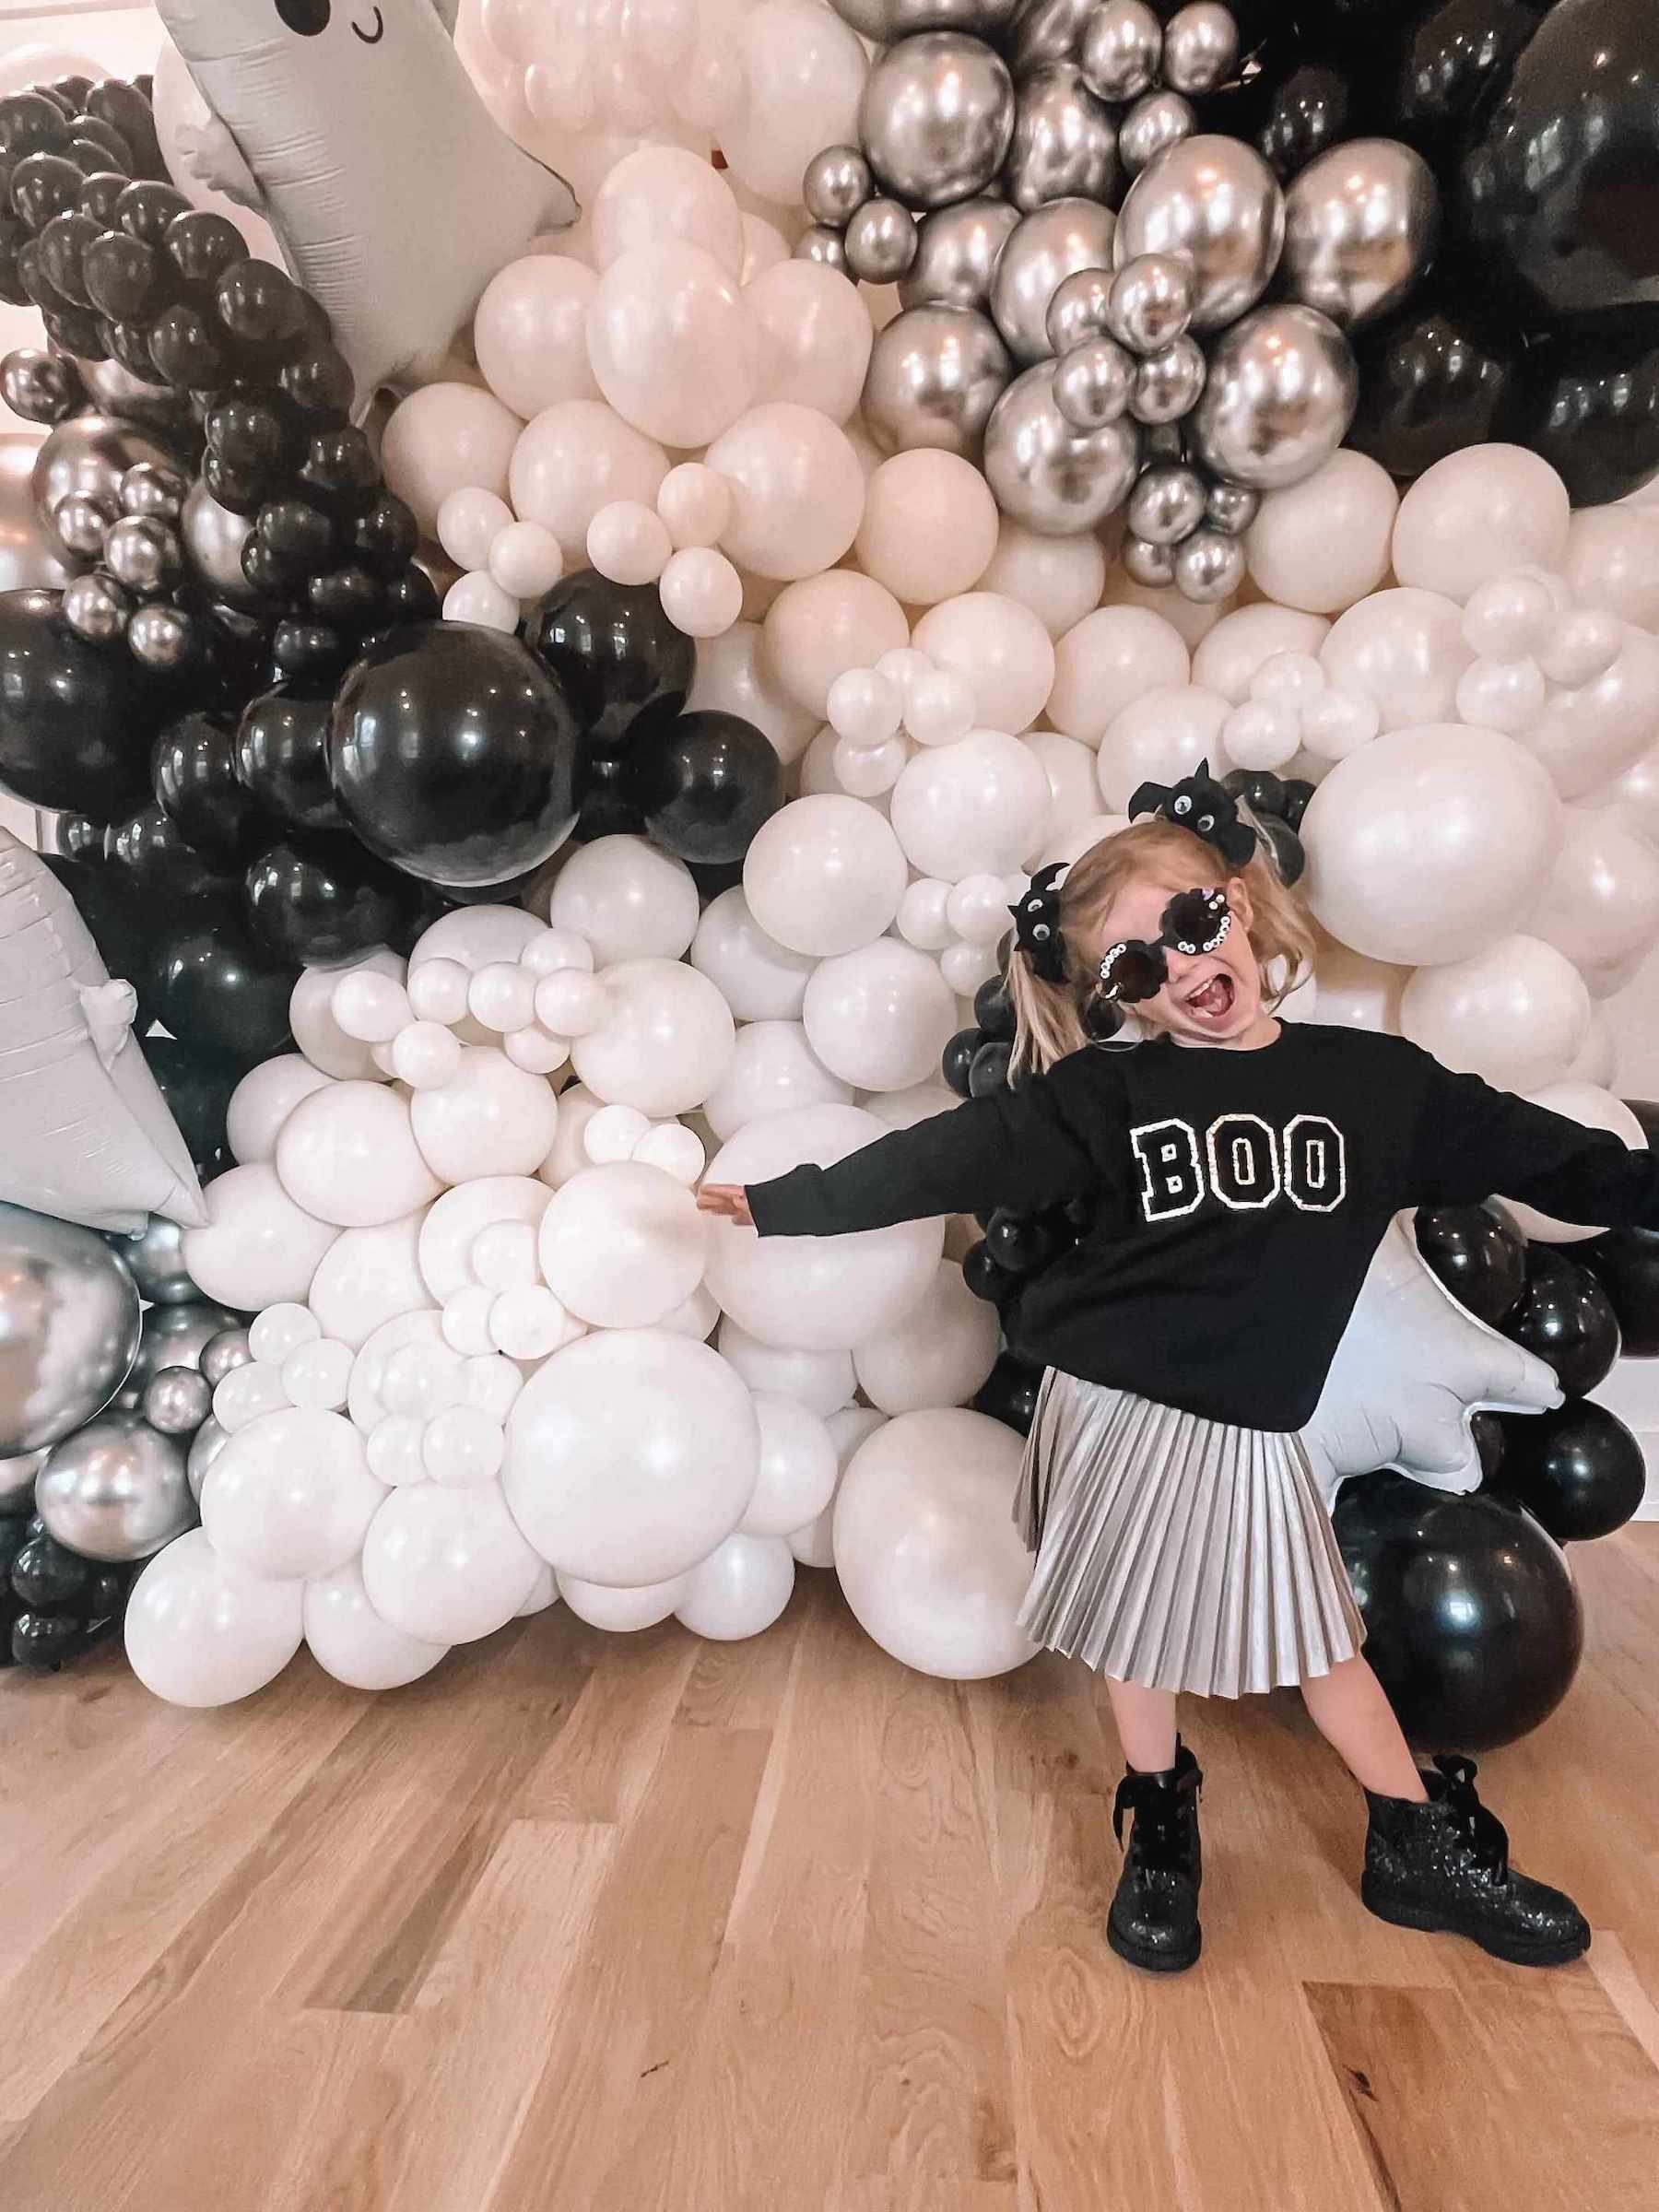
[353, 6, 385, 41]
[1183, 972, 1235, 1022]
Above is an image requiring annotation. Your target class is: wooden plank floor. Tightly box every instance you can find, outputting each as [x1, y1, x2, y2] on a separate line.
[4, 1531, 1659, 2212]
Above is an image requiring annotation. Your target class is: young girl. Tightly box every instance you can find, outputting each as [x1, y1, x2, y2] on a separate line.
[698, 767, 1659, 1977]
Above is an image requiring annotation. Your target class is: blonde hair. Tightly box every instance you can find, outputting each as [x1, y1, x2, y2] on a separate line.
[1008, 817, 1316, 1077]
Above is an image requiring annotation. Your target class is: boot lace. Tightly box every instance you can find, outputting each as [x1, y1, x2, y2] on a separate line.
[1431, 1754, 1511, 1882]
[1112, 1771, 1197, 1870]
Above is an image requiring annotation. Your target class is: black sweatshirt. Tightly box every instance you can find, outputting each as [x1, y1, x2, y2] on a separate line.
[746, 1025, 1659, 1433]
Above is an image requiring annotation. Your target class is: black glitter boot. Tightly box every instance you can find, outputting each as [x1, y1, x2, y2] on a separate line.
[1108, 1740, 1203, 1974]
[1362, 1755, 1589, 1968]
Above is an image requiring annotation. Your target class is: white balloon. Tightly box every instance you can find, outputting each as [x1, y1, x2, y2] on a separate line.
[274, 1082, 441, 1230]
[381, 383, 524, 537]
[659, 548, 745, 639]
[1099, 567, 1234, 651]
[1095, 683, 1231, 810]
[227, 1056, 335, 1166]
[888, 732, 1052, 883]
[746, 262, 874, 427]
[687, 621, 819, 766]
[853, 1258, 1000, 1416]
[1400, 935, 1591, 1094]
[1454, 655, 1547, 735]
[438, 487, 514, 571]
[1303, 725, 1562, 966]
[535, 1085, 605, 1189]
[544, 835, 699, 965]
[593, 144, 745, 276]
[689, 895, 813, 1029]
[912, 594, 1056, 737]
[202, 1408, 384, 1582]
[1245, 450, 1397, 614]
[410, 904, 546, 976]
[571, 959, 735, 1117]
[289, 949, 406, 1080]
[657, 462, 735, 550]
[1048, 606, 1191, 745]
[716, 1317, 853, 1418]
[505, 1329, 758, 1583]
[741, 214, 791, 282]
[1393, 445, 1571, 604]
[854, 452, 1001, 608]
[248, 1303, 321, 1366]
[704, 403, 865, 582]
[761, 572, 910, 717]
[1535, 807, 1659, 971]
[587, 499, 673, 585]
[182, 1164, 339, 1312]
[516, 1561, 559, 1617]
[347, 1311, 450, 1433]
[558, 1570, 690, 1631]
[791, 1405, 888, 1568]
[744, 795, 909, 958]
[1500, 1085, 1649, 1243]
[422, 1406, 507, 1487]
[702, 1021, 853, 1142]
[1297, 934, 1406, 1034]
[538, 1163, 708, 1327]
[213, 1362, 291, 1436]
[1040, 809, 1131, 868]
[1517, 625, 1659, 799]
[978, 523, 1106, 641]
[675, 1533, 795, 1640]
[1563, 505, 1659, 632]
[1539, 609, 1623, 689]
[740, 1394, 839, 1538]
[1191, 604, 1330, 704]
[303, 1559, 449, 1691]
[718, 0, 869, 205]
[282, 1337, 353, 1412]
[1318, 588, 1474, 733]
[411, 1048, 559, 1183]
[418, 1176, 551, 1303]
[705, 1105, 945, 1350]
[802, 942, 959, 1093]
[863, 1079, 960, 1130]
[125, 1530, 302, 1709]
[589, 242, 758, 448]
[1567, 1006, 1618, 1089]
[489, 520, 565, 601]
[474, 254, 601, 418]
[361, 1480, 542, 1643]
[833, 1409, 1037, 1680]
[510, 400, 669, 562]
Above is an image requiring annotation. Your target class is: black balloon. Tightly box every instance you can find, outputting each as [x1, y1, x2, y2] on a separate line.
[235, 682, 346, 832]
[1335, 1473, 1582, 1751]
[1576, 1223, 1659, 1356]
[942, 1027, 979, 1099]
[1415, 1203, 1525, 1324]
[149, 902, 297, 1070]
[329, 623, 582, 888]
[1254, 814, 1305, 886]
[152, 708, 263, 861]
[1495, 1398, 1646, 1542]
[1458, 0, 1659, 320]
[10, 1528, 93, 1609]
[140, 1036, 239, 1176]
[961, 1238, 1017, 1306]
[42, 852, 155, 1017]
[1502, 1246, 1622, 1395]
[969, 1041, 1014, 1097]
[1500, 306, 1659, 505]
[244, 834, 420, 967]
[972, 971, 1015, 1041]
[0, 587, 171, 815]
[573, 749, 646, 842]
[625, 711, 782, 865]
[984, 1207, 1058, 1276]
[106, 801, 239, 909]
[12, 1609, 118, 1670]
[1387, 0, 1551, 164]
[524, 573, 695, 757]
[971, 1349, 1044, 1436]
[1257, 63, 1352, 179]
[1347, 277, 1519, 478]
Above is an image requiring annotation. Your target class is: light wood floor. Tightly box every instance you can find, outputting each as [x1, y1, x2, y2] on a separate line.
[4, 1533, 1659, 2212]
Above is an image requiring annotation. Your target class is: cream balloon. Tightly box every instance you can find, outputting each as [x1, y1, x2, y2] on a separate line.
[745, 261, 874, 423]
[410, 1049, 559, 1184]
[740, 1394, 840, 1538]
[1392, 445, 1571, 604]
[308, 1211, 433, 1352]
[1245, 450, 1397, 615]
[978, 520, 1107, 640]
[1400, 935, 1591, 1095]
[509, 400, 669, 563]
[289, 949, 406, 1080]
[718, 0, 869, 205]
[592, 144, 746, 276]
[1533, 808, 1659, 971]
[381, 383, 523, 538]
[1297, 934, 1406, 1035]
[691, 888, 817, 1021]
[418, 1176, 551, 1303]
[571, 959, 735, 1118]
[125, 1530, 303, 1709]
[1500, 1086, 1649, 1244]
[201, 1408, 384, 1583]
[761, 571, 910, 717]
[542, 834, 699, 966]
[1563, 506, 1659, 633]
[854, 451, 1001, 606]
[702, 1020, 853, 1142]
[537, 1163, 708, 1328]
[912, 592, 1056, 736]
[303, 1559, 449, 1691]
[791, 1405, 888, 1568]
[1024, 730, 1102, 858]
[1317, 588, 1473, 733]
[687, 622, 820, 767]
[1095, 683, 1230, 810]
[852, 1259, 1000, 1415]
[182, 1165, 339, 1312]
[473, 255, 601, 418]
[275, 1082, 441, 1230]
[361, 1479, 542, 1643]
[588, 243, 759, 449]
[675, 1533, 795, 1640]
[743, 795, 909, 958]
[1517, 626, 1659, 800]
[558, 1570, 690, 1631]
[1191, 603, 1330, 704]
[226, 1055, 335, 1165]
[716, 1317, 854, 1419]
[705, 403, 865, 582]
[1048, 606, 1190, 745]
[888, 730, 1051, 882]
[802, 942, 959, 1093]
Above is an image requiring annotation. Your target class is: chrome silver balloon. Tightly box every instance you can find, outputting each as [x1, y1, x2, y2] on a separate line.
[863, 304, 1014, 453]
[1107, 252, 1196, 354]
[186, 1416, 231, 1503]
[1174, 525, 1247, 603]
[991, 196, 1118, 364]
[1281, 137, 1441, 334]
[114, 1301, 244, 1413]
[803, 144, 873, 228]
[1131, 335, 1206, 423]
[795, 224, 852, 275]
[1116, 89, 1197, 179]
[76, 357, 195, 437]
[858, 33, 1016, 211]
[901, 198, 1021, 312]
[52, 493, 116, 561]
[1128, 461, 1207, 544]
[982, 359, 1141, 533]
[62, 571, 132, 644]
[1124, 532, 1178, 587]
[1160, 3, 1241, 96]
[119, 463, 188, 523]
[827, 0, 1020, 36]
[181, 479, 260, 606]
[0, 1449, 45, 1510]
[106, 1216, 202, 1307]
[200, 1326, 254, 1389]
[31, 416, 182, 559]
[0, 432, 68, 594]
[1114, 135, 1286, 332]
[846, 197, 921, 285]
[1005, 64, 1118, 213]
[1045, 265, 1115, 355]
[1053, 337, 1134, 429]
[128, 604, 196, 671]
[36, 1412, 195, 1563]
[141, 1365, 215, 1437]
[1079, 0, 1162, 102]
[0, 1203, 140, 1456]
[1189, 302, 1358, 489]
[1205, 477, 1259, 534]
[103, 515, 182, 595]
[1013, 0, 1097, 74]
[1141, 421, 1188, 464]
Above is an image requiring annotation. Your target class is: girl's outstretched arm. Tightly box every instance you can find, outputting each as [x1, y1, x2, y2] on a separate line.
[1408, 1056, 1659, 1229]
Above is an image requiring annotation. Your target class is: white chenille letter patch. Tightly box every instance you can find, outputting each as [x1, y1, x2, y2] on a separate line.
[1131, 1112, 1347, 1221]
[1131, 1119, 1204, 1219]
[1206, 1113, 1281, 1211]
[1285, 1113, 1347, 1212]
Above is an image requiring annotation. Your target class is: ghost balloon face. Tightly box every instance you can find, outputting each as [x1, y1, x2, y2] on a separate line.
[156, 0, 576, 394]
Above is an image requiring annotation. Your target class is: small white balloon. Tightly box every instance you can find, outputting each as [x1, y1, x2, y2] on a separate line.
[588, 499, 674, 586]
[381, 1341, 464, 1419]
[488, 520, 565, 601]
[331, 970, 413, 1045]
[467, 962, 539, 1035]
[657, 547, 745, 639]
[444, 569, 522, 631]
[227, 1056, 335, 1166]
[1540, 608, 1623, 689]
[504, 1027, 571, 1076]
[940, 939, 1002, 996]
[946, 873, 1015, 946]
[369, 1412, 431, 1486]
[558, 1571, 689, 1631]
[304, 1559, 449, 1690]
[281, 1336, 354, 1413]
[1463, 571, 1559, 661]
[463, 1355, 525, 1423]
[740, 1394, 839, 1538]
[827, 667, 902, 748]
[633, 1122, 706, 1186]
[437, 487, 514, 571]
[411, 1048, 560, 1183]
[291, 950, 407, 1079]
[1222, 699, 1301, 771]
[675, 1534, 795, 1641]
[1455, 656, 1547, 735]
[657, 463, 734, 549]
[441, 1287, 498, 1358]
[534, 970, 607, 1038]
[1300, 688, 1380, 760]
[489, 1284, 580, 1360]
[898, 877, 956, 952]
[392, 1021, 465, 1090]
[583, 1102, 653, 1165]
[213, 1362, 290, 1435]
[902, 665, 978, 748]
[422, 1406, 507, 1487]
[715, 1316, 853, 1418]
[249, 1303, 322, 1367]
[470, 1220, 540, 1292]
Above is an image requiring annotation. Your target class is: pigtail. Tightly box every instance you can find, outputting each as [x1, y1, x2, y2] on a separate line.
[1008, 950, 1090, 1079]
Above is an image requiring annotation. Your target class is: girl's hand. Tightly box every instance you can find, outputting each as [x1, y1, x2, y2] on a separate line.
[696, 1182, 754, 1227]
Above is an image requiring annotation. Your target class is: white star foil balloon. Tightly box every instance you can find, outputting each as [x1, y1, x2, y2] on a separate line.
[1300, 1213, 1562, 1510]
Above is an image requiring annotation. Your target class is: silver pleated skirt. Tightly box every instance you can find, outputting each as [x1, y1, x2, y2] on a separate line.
[1013, 1371, 1364, 1698]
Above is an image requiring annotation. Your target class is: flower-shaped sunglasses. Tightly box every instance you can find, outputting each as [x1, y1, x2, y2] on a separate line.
[1097, 888, 1231, 1005]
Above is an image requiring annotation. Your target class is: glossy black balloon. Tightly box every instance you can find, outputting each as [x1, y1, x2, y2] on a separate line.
[235, 682, 346, 832]
[1347, 276, 1519, 478]
[10, 1529, 92, 1609]
[1502, 1245, 1622, 1395]
[329, 623, 582, 888]
[1494, 1398, 1645, 1542]
[1221, 767, 1289, 820]
[147, 301, 230, 390]
[107, 802, 239, 910]
[0, 587, 169, 815]
[273, 620, 347, 682]
[1575, 1222, 1659, 1356]
[114, 179, 188, 243]
[1415, 1203, 1526, 1324]
[971, 1349, 1044, 1436]
[961, 1238, 1017, 1306]
[942, 1027, 979, 1099]
[214, 257, 305, 359]
[299, 428, 377, 519]
[164, 208, 247, 290]
[574, 749, 645, 841]
[1278, 778, 1314, 832]
[151, 709, 263, 862]
[244, 834, 421, 967]
[251, 497, 337, 586]
[82, 227, 163, 320]
[969, 1041, 1015, 1097]
[625, 710, 782, 865]
[351, 493, 418, 580]
[1458, 0, 1659, 320]
[1255, 814, 1305, 886]
[140, 1036, 239, 1176]
[12, 1609, 116, 1670]
[524, 573, 695, 757]
[1385, 0, 1550, 162]
[1257, 62, 1352, 179]
[42, 853, 156, 1019]
[972, 971, 1015, 1041]
[0, 92, 68, 161]
[149, 902, 297, 1070]
[9, 150, 84, 232]
[1335, 1473, 1582, 1750]
[1500, 306, 1659, 505]
[984, 1207, 1058, 1276]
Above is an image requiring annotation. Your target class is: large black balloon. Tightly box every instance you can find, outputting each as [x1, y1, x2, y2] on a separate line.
[1576, 1223, 1659, 1356]
[106, 802, 240, 911]
[1500, 306, 1659, 505]
[149, 902, 296, 1071]
[152, 708, 264, 862]
[140, 1036, 239, 1177]
[235, 682, 347, 832]
[0, 587, 171, 817]
[1347, 278, 1519, 478]
[1495, 1398, 1646, 1541]
[1458, 0, 1659, 320]
[625, 711, 782, 865]
[244, 835, 421, 967]
[1502, 1245, 1622, 1394]
[1385, 0, 1552, 164]
[524, 574, 695, 758]
[1335, 1474, 1582, 1751]
[41, 851, 156, 1017]
[329, 623, 582, 888]
[1415, 1203, 1525, 1324]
